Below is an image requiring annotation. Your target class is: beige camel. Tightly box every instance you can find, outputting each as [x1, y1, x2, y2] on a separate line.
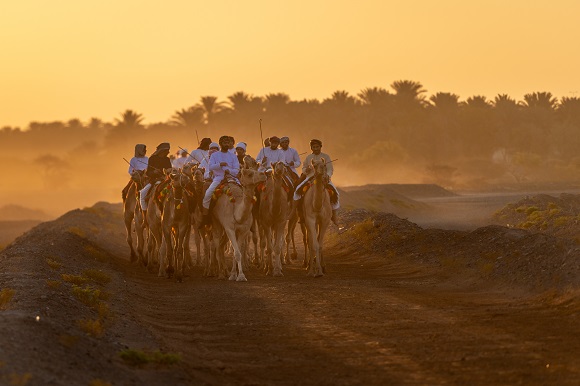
[302, 159, 332, 277]
[259, 162, 292, 276]
[123, 170, 148, 263]
[211, 168, 266, 281]
[160, 168, 192, 282]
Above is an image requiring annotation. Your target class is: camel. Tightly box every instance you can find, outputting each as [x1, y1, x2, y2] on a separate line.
[258, 162, 292, 276]
[302, 158, 332, 277]
[187, 165, 213, 276]
[282, 167, 307, 265]
[211, 168, 267, 281]
[160, 168, 192, 282]
[123, 170, 148, 263]
[145, 177, 169, 276]
[241, 155, 262, 267]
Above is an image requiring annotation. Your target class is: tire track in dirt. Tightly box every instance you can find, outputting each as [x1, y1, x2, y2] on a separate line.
[114, 245, 579, 386]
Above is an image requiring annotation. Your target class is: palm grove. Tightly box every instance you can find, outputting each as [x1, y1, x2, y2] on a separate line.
[2, 80, 580, 189]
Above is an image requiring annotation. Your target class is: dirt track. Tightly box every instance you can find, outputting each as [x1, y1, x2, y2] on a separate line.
[0, 203, 579, 385]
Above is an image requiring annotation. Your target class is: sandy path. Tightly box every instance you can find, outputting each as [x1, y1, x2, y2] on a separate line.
[115, 245, 579, 385]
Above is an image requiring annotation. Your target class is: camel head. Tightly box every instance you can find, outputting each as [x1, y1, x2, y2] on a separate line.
[193, 167, 205, 183]
[166, 168, 192, 188]
[239, 168, 267, 186]
[311, 158, 328, 177]
[272, 161, 286, 178]
[130, 169, 146, 184]
[181, 162, 197, 177]
[243, 155, 259, 170]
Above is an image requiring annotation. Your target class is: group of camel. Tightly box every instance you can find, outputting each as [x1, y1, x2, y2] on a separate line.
[122, 156, 333, 282]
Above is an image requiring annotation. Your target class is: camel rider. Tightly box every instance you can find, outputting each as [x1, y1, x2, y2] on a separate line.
[122, 144, 148, 201]
[279, 136, 301, 178]
[235, 142, 247, 166]
[199, 136, 240, 227]
[172, 148, 188, 169]
[199, 142, 220, 180]
[294, 139, 340, 225]
[228, 136, 236, 155]
[139, 142, 172, 214]
[186, 137, 212, 165]
[256, 135, 283, 172]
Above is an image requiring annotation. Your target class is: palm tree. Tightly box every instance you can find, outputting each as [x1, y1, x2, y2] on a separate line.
[520, 92, 557, 110]
[115, 109, 144, 129]
[323, 90, 358, 107]
[493, 94, 517, 109]
[357, 87, 391, 106]
[171, 106, 204, 129]
[390, 80, 428, 107]
[429, 92, 460, 110]
[198, 96, 227, 128]
[463, 95, 491, 109]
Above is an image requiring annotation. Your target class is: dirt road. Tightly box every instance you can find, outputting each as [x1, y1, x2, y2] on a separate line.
[0, 203, 578, 385]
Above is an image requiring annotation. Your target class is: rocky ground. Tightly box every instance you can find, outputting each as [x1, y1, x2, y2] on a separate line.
[0, 202, 578, 385]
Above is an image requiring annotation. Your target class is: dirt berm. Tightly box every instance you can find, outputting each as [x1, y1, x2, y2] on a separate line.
[0, 202, 578, 385]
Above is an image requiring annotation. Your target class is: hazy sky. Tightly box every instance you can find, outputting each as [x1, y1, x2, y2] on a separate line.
[1, 0, 579, 128]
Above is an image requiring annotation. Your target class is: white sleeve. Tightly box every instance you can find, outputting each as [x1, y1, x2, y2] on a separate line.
[293, 149, 301, 168]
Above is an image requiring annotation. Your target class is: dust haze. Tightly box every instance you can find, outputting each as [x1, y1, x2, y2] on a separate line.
[2, 82, 580, 222]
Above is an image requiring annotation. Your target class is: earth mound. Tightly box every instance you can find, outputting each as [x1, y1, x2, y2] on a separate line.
[492, 193, 580, 240]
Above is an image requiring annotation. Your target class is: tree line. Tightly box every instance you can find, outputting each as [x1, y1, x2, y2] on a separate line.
[2, 80, 580, 188]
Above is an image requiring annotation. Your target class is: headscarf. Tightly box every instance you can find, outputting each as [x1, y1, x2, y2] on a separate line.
[280, 136, 289, 143]
[209, 142, 219, 150]
[199, 138, 212, 150]
[235, 142, 247, 151]
[153, 142, 170, 156]
[134, 144, 146, 157]
[269, 136, 280, 143]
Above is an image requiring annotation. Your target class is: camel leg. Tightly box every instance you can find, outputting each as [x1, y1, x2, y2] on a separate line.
[263, 226, 274, 275]
[183, 223, 192, 270]
[162, 225, 175, 278]
[305, 218, 319, 277]
[124, 212, 137, 262]
[301, 222, 309, 269]
[272, 223, 285, 277]
[225, 228, 247, 282]
[317, 221, 329, 276]
[285, 211, 298, 264]
[251, 220, 260, 267]
[194, 228, 202, 266]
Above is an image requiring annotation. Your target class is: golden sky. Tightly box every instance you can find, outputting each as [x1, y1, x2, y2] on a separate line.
[1, 0, 579, 128]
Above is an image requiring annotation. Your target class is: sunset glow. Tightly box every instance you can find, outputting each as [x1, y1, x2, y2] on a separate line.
[1, 0, 579, 128]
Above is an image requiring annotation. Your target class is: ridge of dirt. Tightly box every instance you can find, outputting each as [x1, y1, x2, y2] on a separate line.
[334, 209, 580, 293]
[493, 193, 580, 240]
[0, 202, 578, 385]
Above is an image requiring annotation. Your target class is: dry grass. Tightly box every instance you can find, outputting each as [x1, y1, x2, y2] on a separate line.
[58, 334, 80, 348]
[0, 288, 15, 310]
[45, 258, 62, 270]
[46, 280, 62, 290]
[82, 269, 111, 285]
[8, 373, 32, 386]
[77, 318, 104, 338]
[68, 226, 86, 238]
[119, 349, 181, 366]
[84, 245, 109, 262]
[61, 274, 88, 286]
[71, 285, 110, 308]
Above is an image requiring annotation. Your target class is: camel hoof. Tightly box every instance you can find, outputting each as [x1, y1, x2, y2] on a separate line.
[315, 272, 324, 278]
[307, 271, 316, 277]
[228, 273, 236, 281]
[236, 274, 247, 282]
[273, 271, 284, 277]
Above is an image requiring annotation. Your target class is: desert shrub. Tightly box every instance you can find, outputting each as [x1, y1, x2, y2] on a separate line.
[77, 318, 103, 337]
[350, 219, 380, 245]
[82, 269, 111, 285]
[547, 202, 559, 210]
[515, 206, 527, 213]
[84, 245, 109, 262]
[45, 258, 62, 270]
[71, 285, 109, 307]
[0, 288, 15, 310]
[553, 216, 573, 227]
[61, 274, 88, 286]
[525, 206, 539, 215]
[46, 280, 61, 290]
[9, 372, 32, 386]
[68, 226, 86, 238]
